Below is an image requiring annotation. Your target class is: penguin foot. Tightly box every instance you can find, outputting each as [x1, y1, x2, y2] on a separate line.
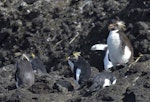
[104, 68, 112, 72]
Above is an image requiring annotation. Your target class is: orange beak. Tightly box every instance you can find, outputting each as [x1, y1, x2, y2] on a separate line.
[108, 24, 115, 31]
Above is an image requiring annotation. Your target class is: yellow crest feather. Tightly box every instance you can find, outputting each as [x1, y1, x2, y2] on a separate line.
[73, 52, 81, 59]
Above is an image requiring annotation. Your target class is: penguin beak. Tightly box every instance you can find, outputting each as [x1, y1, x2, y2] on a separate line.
[21, 54, 30, 61]
[66, 56, 70, 60]
[31, 53, 35, 58]
[108, 24, 115, 31]
[65, 55, 70, 61]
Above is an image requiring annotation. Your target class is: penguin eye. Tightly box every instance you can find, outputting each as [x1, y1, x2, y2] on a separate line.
[69, 59, 76, 63]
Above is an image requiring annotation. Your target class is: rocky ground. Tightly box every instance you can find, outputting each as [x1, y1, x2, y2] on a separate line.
[0, 0, 150, 102]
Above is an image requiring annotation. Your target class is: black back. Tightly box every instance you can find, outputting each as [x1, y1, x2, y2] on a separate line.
[72, 56, 91, 85]
[118, 30, 134, 62]
[31, 58, 47, 73]
[15, 60, 34, 88]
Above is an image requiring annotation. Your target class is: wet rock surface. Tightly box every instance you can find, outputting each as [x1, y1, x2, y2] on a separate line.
[0, 0, 150, 102]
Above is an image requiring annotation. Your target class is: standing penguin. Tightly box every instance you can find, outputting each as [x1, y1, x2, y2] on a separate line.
[30, 53, 47, 75]
[67, 52, 91, 89]
[107, 21, 134, 69]
[15, 54, 35, 89]
[88, 72, 117, 92]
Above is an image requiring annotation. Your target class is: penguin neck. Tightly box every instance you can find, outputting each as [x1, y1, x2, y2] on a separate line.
[109, 29, 120, 41]
[109, 30, 119, 38]
[75, 56, 82, 62]
[109, 29, 119, 33]
[108, 29, 121, 46]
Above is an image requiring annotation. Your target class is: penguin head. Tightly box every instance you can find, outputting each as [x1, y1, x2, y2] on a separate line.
[21, 53, 30, 61]
[108, 20, 126, 31]
[66, 52, 81, 72]
[31, 53, 36, 59]
[66, 52, 81, 61]
[73, 52, 81, 60]
[30, 53, 47, 74]
[15, 52, 35, 62]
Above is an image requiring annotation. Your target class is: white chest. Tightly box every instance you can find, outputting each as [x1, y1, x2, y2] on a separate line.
[107, 30, 121, 59]
[103, 79, 111, 88]
[68, 60, 74, 72]
[107, 30, 120, 49]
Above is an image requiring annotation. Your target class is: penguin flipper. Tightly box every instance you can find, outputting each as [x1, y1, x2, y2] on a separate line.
[91, 44, 107, 51]
[88, 82, 101, 93]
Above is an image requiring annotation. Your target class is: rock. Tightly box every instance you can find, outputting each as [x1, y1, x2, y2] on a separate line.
[53, 78, 74, 93]
[0, 31, 9, 45]
[125, 86, 150, 102]
[66, 98, 81, 102]
[90, 67, 99, 78]
[139, 54, 150, 61]
[144, 82, 150, 88]
[102, 93, 119, 101]
[130, 60, 150, 73]
[136, 21, 149, 30]
[23, 0, 38, 4]
[104, 0, 120, 12]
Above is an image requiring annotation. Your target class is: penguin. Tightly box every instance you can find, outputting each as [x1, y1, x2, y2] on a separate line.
[88, 72, 117, 92]
[67, 52, 91, 89]
[15, 54, 35, 89]
[107, 20, 134, 69]
[30, 53, 47, 75]
[91, 44, 113, 71]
